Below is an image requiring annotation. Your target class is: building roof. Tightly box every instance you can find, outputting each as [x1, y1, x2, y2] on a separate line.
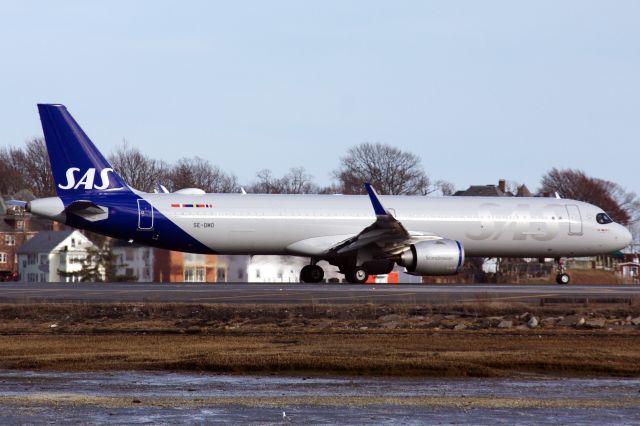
[609, 250, 626, 259]
[454, 182, 533, 197]
[17, 230, 77, 254]
[516, 184, 532, 197]
[454, 185, 507, 197]
[0, 213, 52, 233]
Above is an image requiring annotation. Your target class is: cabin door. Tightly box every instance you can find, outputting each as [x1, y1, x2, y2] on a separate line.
[565, 204, 583, 236]
[137, 199, 154, 230]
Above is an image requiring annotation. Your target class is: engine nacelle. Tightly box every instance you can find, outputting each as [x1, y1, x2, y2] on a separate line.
[173, 188, 206, 195]
[400, 239, 465, 276]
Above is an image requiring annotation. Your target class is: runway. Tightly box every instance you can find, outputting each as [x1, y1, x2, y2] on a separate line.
[0, 282, 639, 304]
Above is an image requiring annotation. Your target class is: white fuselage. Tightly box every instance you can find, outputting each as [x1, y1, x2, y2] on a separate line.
[141, 193, 631, 258]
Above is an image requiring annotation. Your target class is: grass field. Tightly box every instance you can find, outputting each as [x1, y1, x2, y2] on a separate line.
[1, 302, 640, 377]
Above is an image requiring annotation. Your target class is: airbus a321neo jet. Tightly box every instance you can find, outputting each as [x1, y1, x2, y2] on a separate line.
[9, 104, 632, 284]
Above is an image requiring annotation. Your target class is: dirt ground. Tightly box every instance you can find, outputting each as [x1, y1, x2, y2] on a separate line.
[1, 302, 640, 377]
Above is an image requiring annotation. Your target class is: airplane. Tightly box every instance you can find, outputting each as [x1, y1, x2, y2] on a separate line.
[9, 104, 633, 284]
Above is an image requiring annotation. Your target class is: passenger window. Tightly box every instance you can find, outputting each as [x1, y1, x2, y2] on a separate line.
[596, 213, 613, 224]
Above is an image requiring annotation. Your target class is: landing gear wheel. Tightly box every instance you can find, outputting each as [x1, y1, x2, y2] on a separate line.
[308, 265, 324, 283]
[554, 257, 570, 285]
[300, 265, 324, 283]
[345, 267, 368, 284]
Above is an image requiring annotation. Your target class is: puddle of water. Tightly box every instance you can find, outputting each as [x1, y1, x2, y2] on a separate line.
[1, 371, 640, 425]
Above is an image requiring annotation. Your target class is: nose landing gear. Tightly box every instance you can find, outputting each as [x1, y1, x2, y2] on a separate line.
[555, 258, 571, 285]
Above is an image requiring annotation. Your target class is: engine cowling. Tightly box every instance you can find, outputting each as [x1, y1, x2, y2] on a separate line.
[173, 188, 206, 195]
[400, 239, 465, 276]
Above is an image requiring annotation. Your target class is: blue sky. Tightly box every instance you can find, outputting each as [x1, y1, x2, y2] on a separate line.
[1, 1, 638, 194]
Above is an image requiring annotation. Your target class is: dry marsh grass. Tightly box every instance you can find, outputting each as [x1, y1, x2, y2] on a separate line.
[1, 302, 640, 377]
[1, 333, 640, 377]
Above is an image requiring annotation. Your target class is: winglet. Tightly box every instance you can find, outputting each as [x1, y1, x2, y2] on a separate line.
[364, 183, 387, 216]
[154, 184, 169, 194]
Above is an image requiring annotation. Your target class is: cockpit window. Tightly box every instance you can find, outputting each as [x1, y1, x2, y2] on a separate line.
[596, 213, 613, 224]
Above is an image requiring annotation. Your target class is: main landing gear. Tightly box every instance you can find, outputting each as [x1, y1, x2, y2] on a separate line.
[300, 264, 324, 283]
[555, 258, 570, 285]
[300, 264, 371, 284]
[345, 267, 369, 284]
[300, 261, 372, 284]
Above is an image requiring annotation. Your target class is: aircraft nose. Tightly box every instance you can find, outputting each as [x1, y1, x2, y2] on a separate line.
[615, 225, 633, 249]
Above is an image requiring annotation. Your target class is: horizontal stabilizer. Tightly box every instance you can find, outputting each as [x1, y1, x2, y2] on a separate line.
[6, 200, 28, 208]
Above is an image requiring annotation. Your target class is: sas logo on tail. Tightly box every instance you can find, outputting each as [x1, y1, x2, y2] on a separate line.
[58, 167, 117, 190]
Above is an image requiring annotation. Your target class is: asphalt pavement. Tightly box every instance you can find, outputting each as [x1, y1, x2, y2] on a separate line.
[0, 282, 638, 304]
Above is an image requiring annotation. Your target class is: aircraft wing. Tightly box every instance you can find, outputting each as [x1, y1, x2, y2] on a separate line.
[327, 184, 441, 257]
[285, 184, 441, 257]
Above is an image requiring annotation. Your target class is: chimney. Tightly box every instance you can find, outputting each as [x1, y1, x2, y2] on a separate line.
[498, 179, 506, 193]
[52, 221, 61, 231]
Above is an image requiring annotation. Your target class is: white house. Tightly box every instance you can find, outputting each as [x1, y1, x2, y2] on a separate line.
[112, 241, 154, 282]
[619, 262, 639, 282]
[245, 256, 422, 283]
[17, 230, 102, 282]
[247, 256, 342, 283]
[215, 255, 250, 282]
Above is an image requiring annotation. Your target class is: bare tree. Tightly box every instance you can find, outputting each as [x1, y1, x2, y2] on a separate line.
[23, 138, 54, 197]
[505, 180, 521, 195]
[281, 167, 319, 194]
[317, 183, 344, 194]
[250, 167, 318, 194]
[333, 143, 431, 195]
[631, 222, 640, 247]
[435, 179, 456, 196]
[540, 168, 638, 225]
[250, 169, 280, 194]
[601, 180, 640, 225]
[0, 147, 27, 196]
[168, 156, 238, 193]
[0, 138, 54, 197]
[24, 138, 55, 197]
[108, 141, 170, 192]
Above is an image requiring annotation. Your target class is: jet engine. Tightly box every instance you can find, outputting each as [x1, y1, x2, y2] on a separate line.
[399, 239, 465, 276]
[173, 188, 206, 195]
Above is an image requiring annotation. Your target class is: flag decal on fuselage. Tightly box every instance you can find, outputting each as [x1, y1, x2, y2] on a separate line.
[170, 203, 213, 208]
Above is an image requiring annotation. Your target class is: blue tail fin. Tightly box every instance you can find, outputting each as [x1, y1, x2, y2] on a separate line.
[37, 104, 129, 196]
